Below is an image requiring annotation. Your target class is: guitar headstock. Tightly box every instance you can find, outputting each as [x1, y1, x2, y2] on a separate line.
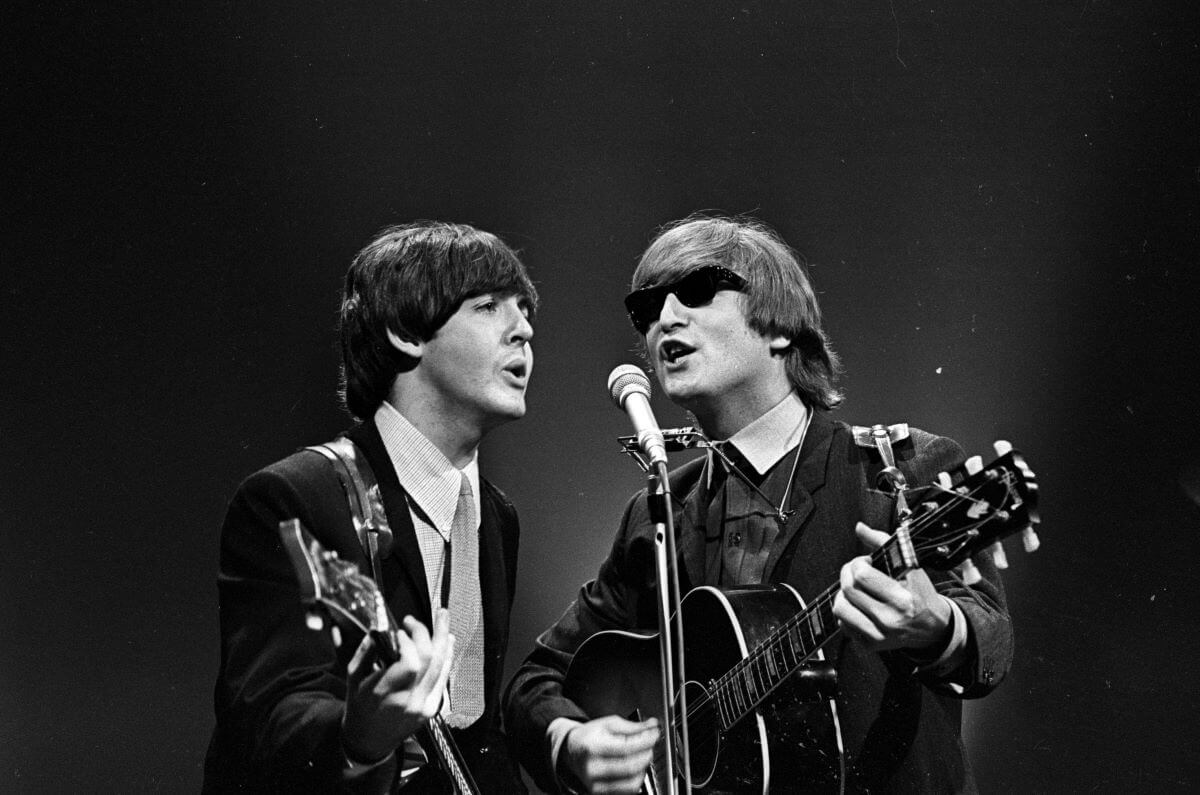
[906, 441, 1040, 582]
[279, 518, 389, 637]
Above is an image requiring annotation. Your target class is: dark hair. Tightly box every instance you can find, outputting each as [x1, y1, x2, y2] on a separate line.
[338, 221, 538, 420]
[631, 214, 843, 410]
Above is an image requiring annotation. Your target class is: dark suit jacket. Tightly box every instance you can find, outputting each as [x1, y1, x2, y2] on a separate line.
[204, 420, 526, 792]
[504, 412, 1012, 793]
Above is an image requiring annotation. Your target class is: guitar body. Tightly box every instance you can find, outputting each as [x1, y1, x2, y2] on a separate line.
[565, 584, 844, 794]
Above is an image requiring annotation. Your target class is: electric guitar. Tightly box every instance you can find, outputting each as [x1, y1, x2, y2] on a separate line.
[563, 441, 1040, 794]
[278, 518, 481, 794]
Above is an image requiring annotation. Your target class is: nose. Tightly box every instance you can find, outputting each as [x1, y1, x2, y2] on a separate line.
[655, 292, 688, 331]
[508, 303, 534, 344]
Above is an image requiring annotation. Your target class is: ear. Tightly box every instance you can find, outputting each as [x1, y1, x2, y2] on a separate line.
[767, 334, 792, 354]
[386, 328, 424, 359]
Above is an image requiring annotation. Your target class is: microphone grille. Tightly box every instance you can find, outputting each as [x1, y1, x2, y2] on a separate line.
[607, 364, 651, 407]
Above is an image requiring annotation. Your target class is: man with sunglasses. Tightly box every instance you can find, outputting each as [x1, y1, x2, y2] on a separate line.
[504, 215, 1013, 793]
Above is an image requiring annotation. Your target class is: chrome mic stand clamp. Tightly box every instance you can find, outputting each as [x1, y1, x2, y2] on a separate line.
[618, 427, 707, 472]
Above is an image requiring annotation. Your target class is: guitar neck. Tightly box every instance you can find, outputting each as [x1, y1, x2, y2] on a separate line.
[373, 630, 480, 795]
[278, 520, 496, 795]
[423, 715, 480, 795]
[707, 584, 839, 732]
[708, 528, 920, 732]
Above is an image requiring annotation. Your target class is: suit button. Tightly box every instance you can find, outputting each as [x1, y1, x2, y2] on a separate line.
[983, 669, 994, 684]
[729, 532, 742, 547]
[479, 746, 490, 755]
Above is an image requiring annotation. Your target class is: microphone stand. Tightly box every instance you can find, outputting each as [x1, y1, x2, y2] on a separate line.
[646, 460, 693, 794]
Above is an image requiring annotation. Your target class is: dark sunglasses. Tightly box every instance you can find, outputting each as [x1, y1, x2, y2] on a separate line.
[623, 265, 747, 333]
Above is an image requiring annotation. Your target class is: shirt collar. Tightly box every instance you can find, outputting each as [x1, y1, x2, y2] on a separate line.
[719, 391, 810, 476]
[374, 401, 480, 538]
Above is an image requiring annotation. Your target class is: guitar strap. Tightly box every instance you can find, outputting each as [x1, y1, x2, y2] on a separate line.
[307, 439, 450, 778]
[306, 437, 393, 585]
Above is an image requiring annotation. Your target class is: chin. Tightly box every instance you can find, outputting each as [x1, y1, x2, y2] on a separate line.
[498, 398, 527, 420]
[660, 377, 700, 402]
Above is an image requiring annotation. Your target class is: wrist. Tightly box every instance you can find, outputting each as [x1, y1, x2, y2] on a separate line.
[340, 739, 391, 773]
[341, 717, 392, 769]
[908, 596, 956, 662]
[549, 718, 586, 794]
[342, 738, 394, 770]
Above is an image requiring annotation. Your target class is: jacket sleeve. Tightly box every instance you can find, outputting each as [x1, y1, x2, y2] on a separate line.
[212, 457, 398, 793]
[502, 493, 654, 793]
[885, 432, 1015, 699]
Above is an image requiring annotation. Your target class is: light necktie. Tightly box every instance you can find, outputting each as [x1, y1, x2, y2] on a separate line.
[445, 472, 484, 727]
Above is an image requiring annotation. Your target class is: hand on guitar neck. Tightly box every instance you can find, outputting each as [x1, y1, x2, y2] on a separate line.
[833, 522, 956, 655]
[342, 609, 455, 765]
[279, 521, 485, 792]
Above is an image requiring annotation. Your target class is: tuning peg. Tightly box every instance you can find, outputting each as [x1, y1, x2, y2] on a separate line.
[959, 558, 982, 584]
[965, 455, 983, 475]
[990, 540, 1009, 569]
[1022, 525, 1041, 553]
[937, 471, 953, 490]
[331, 625, 343, 648]
[992, 440, 1013, 457]
[306, 611, 324, 632]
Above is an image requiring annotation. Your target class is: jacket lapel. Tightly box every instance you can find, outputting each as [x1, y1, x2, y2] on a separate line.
[765, 410, 834, 580]
[345, 420, 434, 626]
[476, 485, 508, 672]
[671, 458, 709, 593]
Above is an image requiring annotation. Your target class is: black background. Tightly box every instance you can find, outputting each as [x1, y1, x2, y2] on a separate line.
[4, 1, 1199, 791]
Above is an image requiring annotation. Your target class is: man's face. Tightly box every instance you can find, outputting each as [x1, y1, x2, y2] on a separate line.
[418, 293, 533, 433]
[643, 269, 788, 427]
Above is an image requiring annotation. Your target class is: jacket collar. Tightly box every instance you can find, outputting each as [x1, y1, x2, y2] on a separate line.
[344, 418, 433, 624]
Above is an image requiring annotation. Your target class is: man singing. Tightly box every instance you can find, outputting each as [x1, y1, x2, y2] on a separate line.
[504, 215, 1012, 793]
[204, 221, 535, 792]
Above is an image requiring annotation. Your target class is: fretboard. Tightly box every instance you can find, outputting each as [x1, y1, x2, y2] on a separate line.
[708, 528, 916, 731]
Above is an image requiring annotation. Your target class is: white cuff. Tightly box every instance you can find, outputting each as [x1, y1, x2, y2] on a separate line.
[922, 597, 969, 674]
[548, 716, 585, 793]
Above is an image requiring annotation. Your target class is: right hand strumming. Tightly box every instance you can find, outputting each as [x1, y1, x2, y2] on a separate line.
[562, 714, 660, 794]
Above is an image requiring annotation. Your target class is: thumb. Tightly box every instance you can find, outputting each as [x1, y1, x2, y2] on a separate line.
[346, 633, 376, 686]
[598, 713, 659, 735]
[855, 521, 891, 551]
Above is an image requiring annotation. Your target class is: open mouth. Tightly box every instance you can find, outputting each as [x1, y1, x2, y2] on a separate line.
[502, 360, 528, 381]
[659, 339, 695, 365]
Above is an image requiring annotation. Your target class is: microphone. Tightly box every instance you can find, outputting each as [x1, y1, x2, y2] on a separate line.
[608, 365, 668, 466]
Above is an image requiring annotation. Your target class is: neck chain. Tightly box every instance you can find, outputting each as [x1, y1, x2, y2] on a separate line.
[706, 408, 812, 524]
